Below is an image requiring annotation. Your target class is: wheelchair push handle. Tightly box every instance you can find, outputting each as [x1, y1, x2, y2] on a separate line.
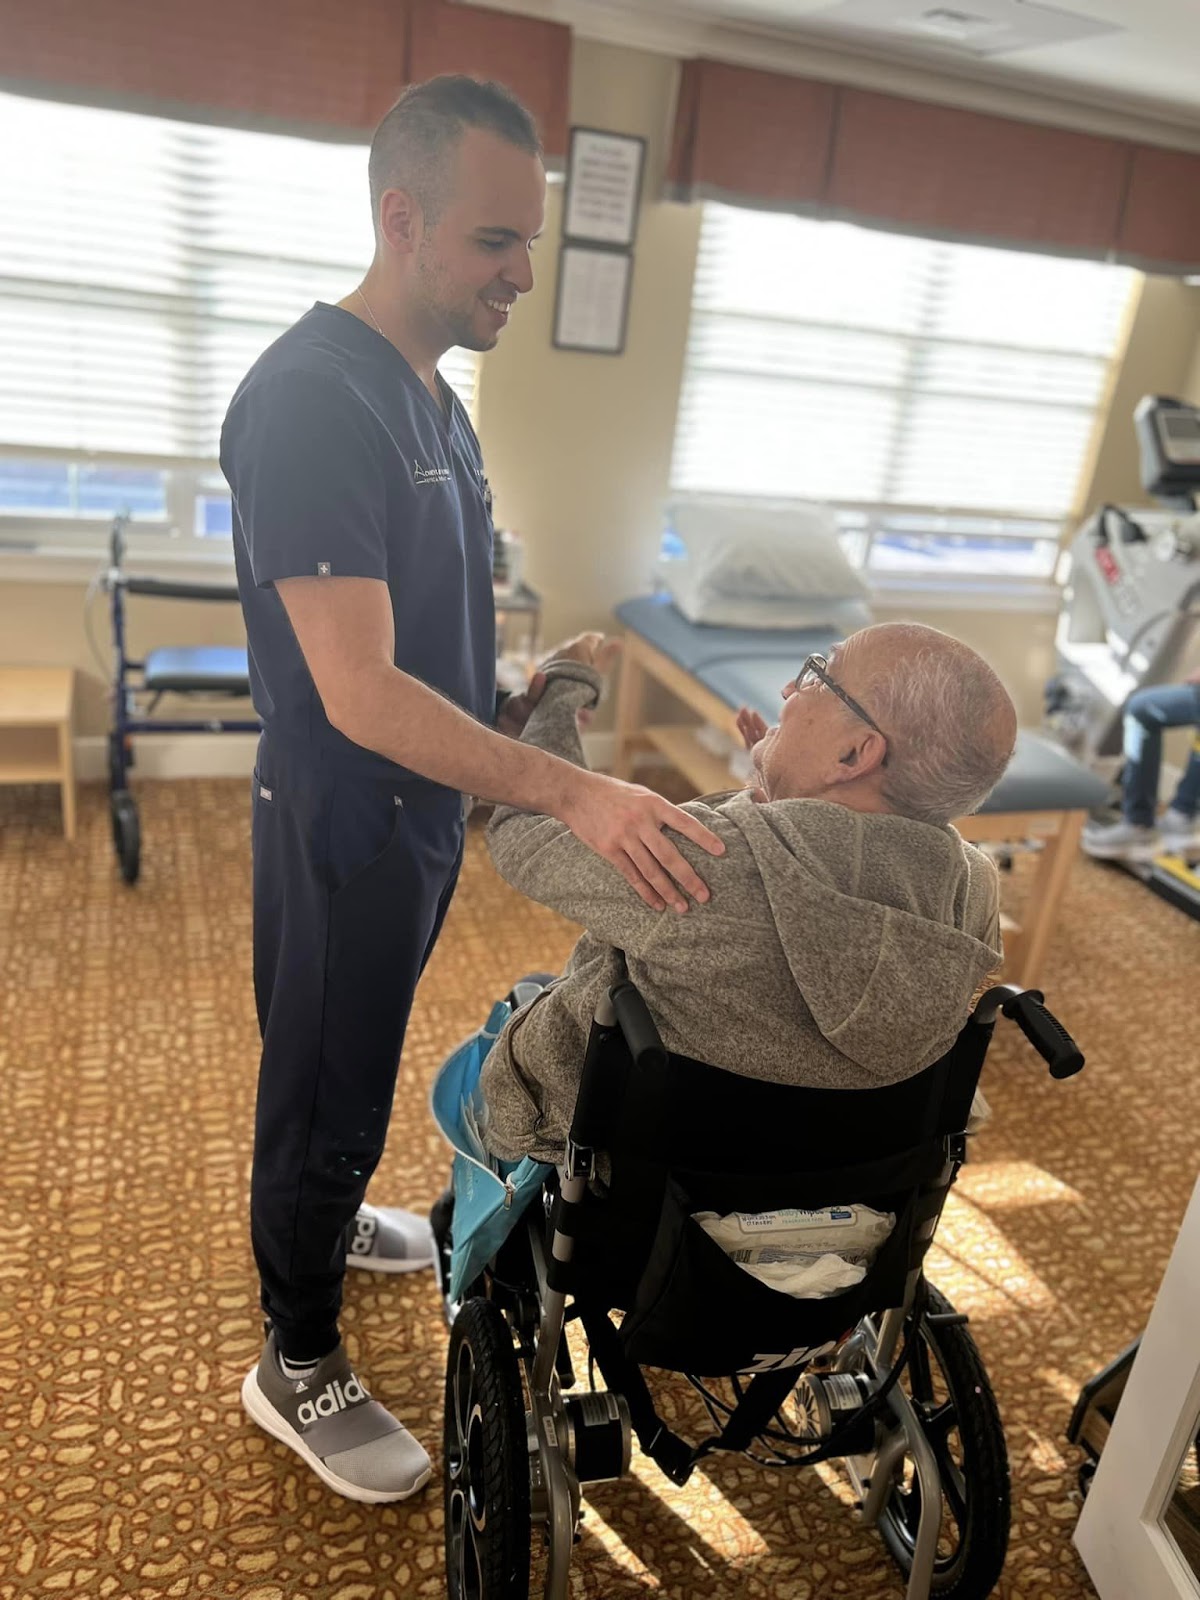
[1005, 991, 1084, 1079]
[109, 510, 131, 571]
[975, 984, 1084, 1078]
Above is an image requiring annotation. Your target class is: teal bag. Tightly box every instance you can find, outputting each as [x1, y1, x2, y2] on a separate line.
[430, 1000, 553, 1300]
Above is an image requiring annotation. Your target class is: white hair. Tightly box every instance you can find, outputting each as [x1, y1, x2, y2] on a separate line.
[859, 630, 1016, 827]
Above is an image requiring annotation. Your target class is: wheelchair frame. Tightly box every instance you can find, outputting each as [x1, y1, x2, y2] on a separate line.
[102, 513, 255, 883]
[443, 979, 1084, 1600]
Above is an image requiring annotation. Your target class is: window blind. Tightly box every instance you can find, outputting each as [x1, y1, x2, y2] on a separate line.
[671, 204, 1136, 575]
[0, 92, 479, 469]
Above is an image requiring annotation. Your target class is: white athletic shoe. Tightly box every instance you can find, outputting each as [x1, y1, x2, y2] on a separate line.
[345, 1204, 436, 1274]
[1081, 820, 1161, 861]
[1159, 809, 1200, 855]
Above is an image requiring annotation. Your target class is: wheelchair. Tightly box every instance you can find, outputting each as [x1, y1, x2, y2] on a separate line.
[440, 971, 1084, 1600]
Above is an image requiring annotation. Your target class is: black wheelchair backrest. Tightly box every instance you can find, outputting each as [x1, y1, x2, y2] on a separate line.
[558, 978, 1081, 1375]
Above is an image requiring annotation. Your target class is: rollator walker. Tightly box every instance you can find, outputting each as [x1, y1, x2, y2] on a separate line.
[440, 967, 1084, 1600]
[100, 513, 254, 884]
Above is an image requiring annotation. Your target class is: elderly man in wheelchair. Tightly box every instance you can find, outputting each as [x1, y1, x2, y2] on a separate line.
[432, 623, 1084, 1600]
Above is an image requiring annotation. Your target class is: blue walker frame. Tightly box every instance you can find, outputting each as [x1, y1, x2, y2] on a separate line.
[105, 513, 257, 883]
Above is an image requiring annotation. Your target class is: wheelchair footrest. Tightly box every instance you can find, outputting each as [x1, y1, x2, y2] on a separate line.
[647, 1426, 697, 1487]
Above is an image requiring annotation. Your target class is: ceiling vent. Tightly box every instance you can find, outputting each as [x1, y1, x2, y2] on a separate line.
[812, 0, 1122, 58]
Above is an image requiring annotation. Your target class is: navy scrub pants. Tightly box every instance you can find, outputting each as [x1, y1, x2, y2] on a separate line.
[249, 732, 464, 1361]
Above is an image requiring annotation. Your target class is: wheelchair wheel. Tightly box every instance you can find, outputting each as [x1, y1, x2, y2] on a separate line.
[110, 791, 141, 887]
[877, 1285, 1010, 1597]
[444, 1297, 530, 1600]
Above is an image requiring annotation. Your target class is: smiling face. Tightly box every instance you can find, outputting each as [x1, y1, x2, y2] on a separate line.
[409, 127, 545, 353]
[752, 633, 888, 803]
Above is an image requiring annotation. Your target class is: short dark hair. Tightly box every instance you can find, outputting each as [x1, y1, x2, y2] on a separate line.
[368, 76, 543, 227]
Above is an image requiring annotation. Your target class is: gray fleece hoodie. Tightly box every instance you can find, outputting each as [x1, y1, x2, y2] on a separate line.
[480, 660, 1002, 1164]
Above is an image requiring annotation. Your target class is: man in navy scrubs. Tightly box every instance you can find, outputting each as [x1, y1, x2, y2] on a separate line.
[221, 76, 722, 1502]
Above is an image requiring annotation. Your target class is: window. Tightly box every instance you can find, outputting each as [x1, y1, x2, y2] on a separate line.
[671, 205, 1137, 585]
[0, 92, 481, 540]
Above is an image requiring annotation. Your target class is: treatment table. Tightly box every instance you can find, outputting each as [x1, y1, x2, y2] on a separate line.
[613, 594, 1109, 989]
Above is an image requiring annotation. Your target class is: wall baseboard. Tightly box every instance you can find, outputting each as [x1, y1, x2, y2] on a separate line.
[75, 733, 259, 782]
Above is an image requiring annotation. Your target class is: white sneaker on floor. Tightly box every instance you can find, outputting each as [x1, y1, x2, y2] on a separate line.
[1159, 809, 1200, 855]
[1081, 820, 1161, 861]
[345, 1204, 436, 1274]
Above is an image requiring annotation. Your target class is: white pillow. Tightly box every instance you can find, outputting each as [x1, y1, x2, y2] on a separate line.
[667, 501, 868, 603]
[656, 557, 872, 631]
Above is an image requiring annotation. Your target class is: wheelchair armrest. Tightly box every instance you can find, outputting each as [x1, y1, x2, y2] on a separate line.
[566, 978, 665, 1153]
[611, 982, 667, 1072]
[567, 1019, 626, 1152]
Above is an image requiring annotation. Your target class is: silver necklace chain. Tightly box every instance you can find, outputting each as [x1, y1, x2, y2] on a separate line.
[355, 285, 386, 339]
[353, 285, 447, 414]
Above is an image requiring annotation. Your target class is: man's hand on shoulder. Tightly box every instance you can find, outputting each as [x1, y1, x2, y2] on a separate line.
[556, 768, 724, 914]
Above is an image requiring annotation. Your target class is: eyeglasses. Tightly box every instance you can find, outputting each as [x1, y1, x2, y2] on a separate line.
[796, 654, 888, 756]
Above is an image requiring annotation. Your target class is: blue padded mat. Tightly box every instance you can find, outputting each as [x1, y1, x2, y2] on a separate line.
[614, 593, 840, 669]
[143, 646, 251, 695]
[616, 593, 1109, 817]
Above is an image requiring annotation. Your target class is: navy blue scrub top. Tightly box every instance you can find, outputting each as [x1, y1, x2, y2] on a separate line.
[220, 302, 496, 781]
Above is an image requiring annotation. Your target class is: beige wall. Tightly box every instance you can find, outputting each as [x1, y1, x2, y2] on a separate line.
[1077, 275, 1200, 516]
[0, 579, 250, 737]
[4, 34, 1200, 745]
[476, 41, 699, 649]
[1186, 326, 1200, 406]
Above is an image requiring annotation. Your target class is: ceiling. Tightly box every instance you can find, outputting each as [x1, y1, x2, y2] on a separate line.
[524, 0, 1200, 141]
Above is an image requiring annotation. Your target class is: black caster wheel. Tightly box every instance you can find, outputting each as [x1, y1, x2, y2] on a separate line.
[110, 789, 141, 886]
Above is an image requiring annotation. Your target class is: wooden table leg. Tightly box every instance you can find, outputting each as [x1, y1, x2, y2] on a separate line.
[57, 716, 77, 841]
[1016, 811, 1085, 989]
[613, 640, 648, 781]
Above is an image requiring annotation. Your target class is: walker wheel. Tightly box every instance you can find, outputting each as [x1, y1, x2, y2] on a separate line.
[110, 790, 141, 886]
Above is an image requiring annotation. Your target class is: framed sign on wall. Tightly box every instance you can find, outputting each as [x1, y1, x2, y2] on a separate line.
[562, 127, 646, 248]
[552, 244, 633, 356]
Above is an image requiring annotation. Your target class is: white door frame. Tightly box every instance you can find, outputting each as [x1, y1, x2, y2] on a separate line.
[1075, 1175, 1200, 1599]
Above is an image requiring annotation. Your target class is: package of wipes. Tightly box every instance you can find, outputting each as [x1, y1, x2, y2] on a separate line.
[693, 1204, 895, 1299]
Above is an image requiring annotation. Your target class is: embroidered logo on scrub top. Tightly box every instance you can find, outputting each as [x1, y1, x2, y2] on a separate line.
[317, 562, 331, 576]
[414, 463, 452, 486]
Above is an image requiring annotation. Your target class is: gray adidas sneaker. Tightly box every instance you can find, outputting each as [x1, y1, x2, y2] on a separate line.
[241, 1331, 432, 1503]
[345, 1203, 436, 1274]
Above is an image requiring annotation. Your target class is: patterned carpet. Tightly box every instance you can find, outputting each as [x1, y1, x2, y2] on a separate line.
[1, 775, 1197, 1600]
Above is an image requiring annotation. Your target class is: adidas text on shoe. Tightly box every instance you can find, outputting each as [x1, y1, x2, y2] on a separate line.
[241, 1332, 431, 1504]
[345, 1203, 436, 1275]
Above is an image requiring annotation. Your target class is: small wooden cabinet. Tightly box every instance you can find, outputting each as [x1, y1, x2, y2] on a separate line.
[0, 667, 77, 840]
